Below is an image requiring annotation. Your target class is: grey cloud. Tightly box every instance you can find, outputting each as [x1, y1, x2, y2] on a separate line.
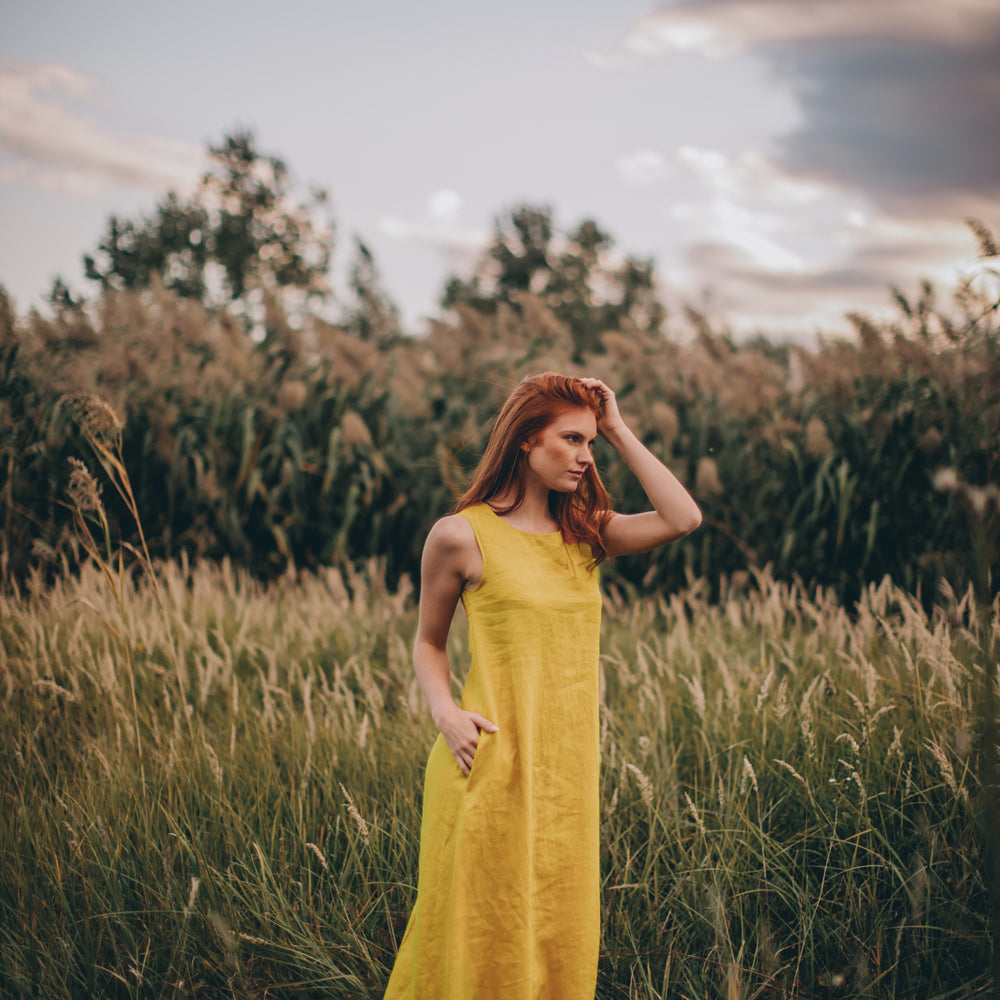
[676, 231, 973, 334]
[617, 2, 1000, 213]
[687, 240, 887, 295]
[768, 35, 1000, 208]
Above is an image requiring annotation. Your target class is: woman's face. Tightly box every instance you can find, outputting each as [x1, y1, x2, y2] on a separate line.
[522, 406, 597, 493]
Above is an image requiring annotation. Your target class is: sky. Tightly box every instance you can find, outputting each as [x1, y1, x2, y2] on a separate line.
[1, 0, 998, 340]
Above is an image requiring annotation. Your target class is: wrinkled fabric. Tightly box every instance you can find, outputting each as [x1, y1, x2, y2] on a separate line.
[384, 503, 602, 1000]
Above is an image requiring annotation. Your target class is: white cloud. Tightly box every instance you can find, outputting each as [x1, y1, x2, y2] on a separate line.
[378, 215, 487, 250]
[668, 145, 852, 258]
[615, 149, 672, 186]
[377, 215, 485, 251]
[0, 58, 205, 197]
[426, 188, 462, 222]
[377, 187, 487, 256]
[665, 207, 982, 337]
[671, 197, 806, 273]
[652, 139, 986, 335]
[676, 146, 834, 205]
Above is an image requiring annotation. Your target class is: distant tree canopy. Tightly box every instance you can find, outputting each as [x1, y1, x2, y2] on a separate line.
[442, 204, 665, 358]
[77, 137, 668, 352]
[2, 119, 998, 606]
[82, 130, 333, 312]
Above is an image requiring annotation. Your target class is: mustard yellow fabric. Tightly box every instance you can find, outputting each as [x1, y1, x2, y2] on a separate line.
[384, 502, 603, 999]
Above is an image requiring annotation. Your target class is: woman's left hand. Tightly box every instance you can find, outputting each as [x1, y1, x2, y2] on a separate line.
[577, 377, 626, 440]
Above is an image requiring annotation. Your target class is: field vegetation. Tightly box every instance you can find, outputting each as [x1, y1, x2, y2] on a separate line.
[1, 135, 998, 996]
[2, 254, 998, 605]
[1, 550, 994, 998]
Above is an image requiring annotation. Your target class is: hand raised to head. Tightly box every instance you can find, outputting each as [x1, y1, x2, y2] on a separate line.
[576, 377, 626, 440]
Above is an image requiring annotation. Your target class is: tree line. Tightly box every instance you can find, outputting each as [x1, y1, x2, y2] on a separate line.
[1, 130, 997, 604]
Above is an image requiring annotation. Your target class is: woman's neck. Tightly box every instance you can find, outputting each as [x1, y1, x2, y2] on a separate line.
[489, 482, 557, 533]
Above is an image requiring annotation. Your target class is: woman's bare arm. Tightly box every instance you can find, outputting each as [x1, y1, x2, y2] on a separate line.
[413, 515, 497, 775]
[578, 378, 702, 557]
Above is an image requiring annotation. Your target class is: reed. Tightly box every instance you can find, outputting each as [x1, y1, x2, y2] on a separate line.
[2, 265, 997, 605]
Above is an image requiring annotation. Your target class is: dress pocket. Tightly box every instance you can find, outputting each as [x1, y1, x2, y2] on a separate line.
[465, 728, 497, 787]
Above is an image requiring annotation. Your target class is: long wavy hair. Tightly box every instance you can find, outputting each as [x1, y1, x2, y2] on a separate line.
[454, 373, 612, 563]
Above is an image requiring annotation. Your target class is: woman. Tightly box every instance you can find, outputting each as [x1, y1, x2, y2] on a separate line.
[384, 373, 701, 999]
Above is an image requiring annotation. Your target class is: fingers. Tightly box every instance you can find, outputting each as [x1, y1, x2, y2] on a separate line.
[450, 731, 478, 776]
[442, 710, 498, 775]
[577, 377, 615, 407]
[455, 744, 475, 775]
[468, 712, 499, 733]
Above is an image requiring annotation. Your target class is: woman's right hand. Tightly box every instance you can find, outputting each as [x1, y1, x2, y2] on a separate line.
[434, 704, 498, 776]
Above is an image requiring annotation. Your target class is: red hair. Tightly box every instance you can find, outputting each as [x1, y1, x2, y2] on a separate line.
[454, 373, 612, 563]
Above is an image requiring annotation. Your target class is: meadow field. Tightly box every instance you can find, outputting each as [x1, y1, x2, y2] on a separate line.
[1, 553, 993, 999]
[1, 217, 997, 998]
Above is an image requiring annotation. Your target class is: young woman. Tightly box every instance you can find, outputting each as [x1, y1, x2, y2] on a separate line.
[384, 373, 701, 999]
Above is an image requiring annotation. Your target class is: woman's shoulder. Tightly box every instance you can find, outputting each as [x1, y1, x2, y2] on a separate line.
[423, 512, 483, 586]
[425, 511, 478, 552]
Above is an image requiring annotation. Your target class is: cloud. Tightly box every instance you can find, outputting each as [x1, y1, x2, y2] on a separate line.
[426, 188, 462, 223]
[609, 0, 1000, 60]
[377, 217, 486, 252]
[377, 188, 487, 256]
[666, 207, 980, 335]
[658, 142, 983, 336]
[770, 37, 1000, 207]
[666, 145, 849, 268]
[600, 2, 1000, 210]
[615, 149, 673, 186]
[0, 58, 205, 197]
[595, 1, 1000, 333]
[675, 145, 834, 205]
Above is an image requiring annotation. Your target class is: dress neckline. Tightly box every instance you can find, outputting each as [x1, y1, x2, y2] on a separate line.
[484, 504, 562, 538]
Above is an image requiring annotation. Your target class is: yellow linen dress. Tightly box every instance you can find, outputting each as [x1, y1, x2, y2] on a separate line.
[384, 502, 603, 999]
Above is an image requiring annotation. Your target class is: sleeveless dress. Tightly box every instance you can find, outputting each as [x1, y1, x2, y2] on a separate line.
[384, 502, 603, 999]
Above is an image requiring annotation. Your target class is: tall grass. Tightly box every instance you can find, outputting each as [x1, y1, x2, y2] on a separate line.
[1, 246, 997, 995]
[2, 553, 993, 998]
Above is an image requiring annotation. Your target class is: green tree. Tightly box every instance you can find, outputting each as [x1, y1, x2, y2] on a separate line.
[442, 204, 665, 357]
[83, 130, 333, 313]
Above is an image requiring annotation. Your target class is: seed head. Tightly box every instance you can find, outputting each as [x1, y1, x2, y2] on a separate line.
[340, 782, 370, 844]
[966, 217, 999, 258]
[625, 762, 654, 809]
[61, 392, 123, 444]
[67, 457, 103, 513]
[684, 792, 707, 836]
[306, 842, 329, 873]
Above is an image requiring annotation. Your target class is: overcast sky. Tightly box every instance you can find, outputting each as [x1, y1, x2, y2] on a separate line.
[1, 0, 998, 339]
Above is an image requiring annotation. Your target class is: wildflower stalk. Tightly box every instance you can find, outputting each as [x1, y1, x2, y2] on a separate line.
[62, 394, 193, 757]
[64, 450, 146, 787]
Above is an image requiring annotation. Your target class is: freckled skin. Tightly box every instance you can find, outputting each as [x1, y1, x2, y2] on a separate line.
[522, 409, 598, 495]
